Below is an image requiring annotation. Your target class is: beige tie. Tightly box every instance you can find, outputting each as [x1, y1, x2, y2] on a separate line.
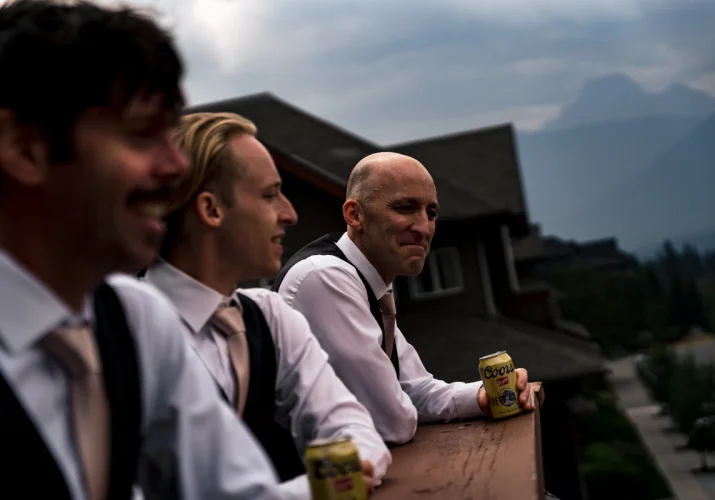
[210, 304, 251, 416]
[42, 326, 110, 500]
[379, 290, 397, 359]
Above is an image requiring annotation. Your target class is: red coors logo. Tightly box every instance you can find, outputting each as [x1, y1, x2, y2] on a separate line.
[497, 376, 509, 386]
[333, 477, 354, 492]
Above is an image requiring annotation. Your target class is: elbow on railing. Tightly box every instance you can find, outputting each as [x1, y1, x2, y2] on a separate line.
[378, 405, 419, 446]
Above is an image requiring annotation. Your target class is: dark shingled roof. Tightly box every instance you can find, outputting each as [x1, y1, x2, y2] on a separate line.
[388, 125, 528, 219]
[398, 313, 606, 383]
[186, 93, 521, 222]
[187, 92, 376, 180]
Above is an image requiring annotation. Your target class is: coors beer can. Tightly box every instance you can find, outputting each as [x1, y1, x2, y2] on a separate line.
[479, 350, 522, 419]
[305, 437, 367, 500]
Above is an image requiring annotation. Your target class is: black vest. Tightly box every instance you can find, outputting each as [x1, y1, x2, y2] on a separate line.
[215, 293, 304, 482]
[271, 233, 400, 377]
[0, 283, 142, 499]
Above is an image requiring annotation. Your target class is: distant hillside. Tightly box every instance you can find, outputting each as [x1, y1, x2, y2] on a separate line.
[576, 110, 715, 250]
[543, 73, 715, 130]
[517, 115, 700, 232]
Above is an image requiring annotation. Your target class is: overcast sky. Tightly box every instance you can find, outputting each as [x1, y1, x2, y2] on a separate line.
[139, 0, 715, 143]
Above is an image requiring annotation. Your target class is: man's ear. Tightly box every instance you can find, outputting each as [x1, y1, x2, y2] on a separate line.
[195, 191, 224, 229]
[343, 199, 364, 232]
[0, 109, 48, 186]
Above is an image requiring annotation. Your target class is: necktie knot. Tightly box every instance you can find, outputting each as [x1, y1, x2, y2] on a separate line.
[379, 290, 397, 316]
[211, 304, 246, 339]
[43, 325, 101, 377]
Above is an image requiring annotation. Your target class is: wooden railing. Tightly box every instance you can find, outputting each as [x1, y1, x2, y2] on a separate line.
[372, 383, 545, 500]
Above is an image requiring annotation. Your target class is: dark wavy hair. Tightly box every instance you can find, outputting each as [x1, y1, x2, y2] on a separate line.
[0, 0, 184, 162]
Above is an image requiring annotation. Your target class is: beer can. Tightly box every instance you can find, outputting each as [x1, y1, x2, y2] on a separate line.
[479, 350, 522, 420]
[305, 437, 367, 500]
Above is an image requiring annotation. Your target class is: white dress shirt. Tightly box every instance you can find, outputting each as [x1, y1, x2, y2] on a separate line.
[0, 248, 287, 500]
[144, 261, 391, 499]
[277, 233, 485, 444]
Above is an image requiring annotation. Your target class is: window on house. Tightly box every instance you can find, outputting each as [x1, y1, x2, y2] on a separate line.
[407, 247, 465, 299]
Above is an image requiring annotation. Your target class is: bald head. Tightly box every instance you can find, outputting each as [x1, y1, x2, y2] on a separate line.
[346, 152, 432, 206]
[342, 152, 438, 283]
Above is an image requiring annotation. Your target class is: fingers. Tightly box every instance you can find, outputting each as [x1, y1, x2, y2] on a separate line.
[482, 369, 537, 416]
[519, 384, 534, 411]
[361, 459, 375, 478]
[477, 386, 491, 416]
[363, 474, 376, 493]
[362, 460, 376, 494]
[515, 368, 528, 391]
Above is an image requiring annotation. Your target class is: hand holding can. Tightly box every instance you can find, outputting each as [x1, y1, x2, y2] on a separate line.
[479, 351, 524, 420]
[305, 437, 368, 500]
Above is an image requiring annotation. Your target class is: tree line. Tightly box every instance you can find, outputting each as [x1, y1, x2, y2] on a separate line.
[537, 241, 715, 357]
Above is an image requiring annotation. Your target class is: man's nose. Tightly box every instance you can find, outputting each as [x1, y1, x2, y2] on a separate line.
[411, 211, 432, 239]
[279, 193, 298, 227]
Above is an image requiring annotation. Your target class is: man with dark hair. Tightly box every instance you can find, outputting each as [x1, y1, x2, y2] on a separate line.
[0, 2, 286, 499]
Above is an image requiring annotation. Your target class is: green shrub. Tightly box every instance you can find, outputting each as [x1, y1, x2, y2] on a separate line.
[577, 391, 672, 499]
[643, 345, 677, 402]
[667, 356, 712, 433]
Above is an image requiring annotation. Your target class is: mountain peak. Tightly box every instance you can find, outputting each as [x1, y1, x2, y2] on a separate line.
[543, 73, 715, 130]
[579, 73, 644, 100]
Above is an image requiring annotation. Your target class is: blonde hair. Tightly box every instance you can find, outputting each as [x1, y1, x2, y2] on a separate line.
[161, 111, 257, 256]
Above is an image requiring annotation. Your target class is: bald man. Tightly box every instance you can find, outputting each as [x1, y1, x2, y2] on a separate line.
[272, 152, 535, 444]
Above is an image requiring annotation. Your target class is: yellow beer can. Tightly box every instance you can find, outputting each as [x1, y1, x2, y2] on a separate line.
[305, 437, 367, 500]
[479, 350, 522, 419]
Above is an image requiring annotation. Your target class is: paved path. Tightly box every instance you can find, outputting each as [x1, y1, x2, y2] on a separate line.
[608, 356, 714, 500]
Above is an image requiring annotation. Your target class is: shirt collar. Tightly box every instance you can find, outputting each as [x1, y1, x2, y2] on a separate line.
[144, 260, 236, 334]
[0, 247, 91, 353]
[335, 232, 392, 299]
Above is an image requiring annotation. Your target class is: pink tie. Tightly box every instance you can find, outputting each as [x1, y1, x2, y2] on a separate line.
[210, 305, 251, 416]
[379, 291, 397, 359]
[43, 326, 110, 500]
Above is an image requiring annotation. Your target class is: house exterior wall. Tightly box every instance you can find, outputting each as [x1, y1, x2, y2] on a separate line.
[279, 168, 345, 256]
[392, 223, 497, 317]
[483, 228, 514, 304]
[394, 237, 487, 317]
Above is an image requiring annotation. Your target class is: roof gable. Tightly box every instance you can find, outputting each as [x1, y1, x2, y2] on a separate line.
[388, 125, 527, 217]
[187, 92, 377, 180]
[186, 93, 526, 224]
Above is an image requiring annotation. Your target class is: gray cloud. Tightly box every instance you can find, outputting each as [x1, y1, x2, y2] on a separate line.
[144, 0, 715, 142]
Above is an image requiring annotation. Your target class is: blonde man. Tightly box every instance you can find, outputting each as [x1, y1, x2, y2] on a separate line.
[143, 112, 390, 499]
